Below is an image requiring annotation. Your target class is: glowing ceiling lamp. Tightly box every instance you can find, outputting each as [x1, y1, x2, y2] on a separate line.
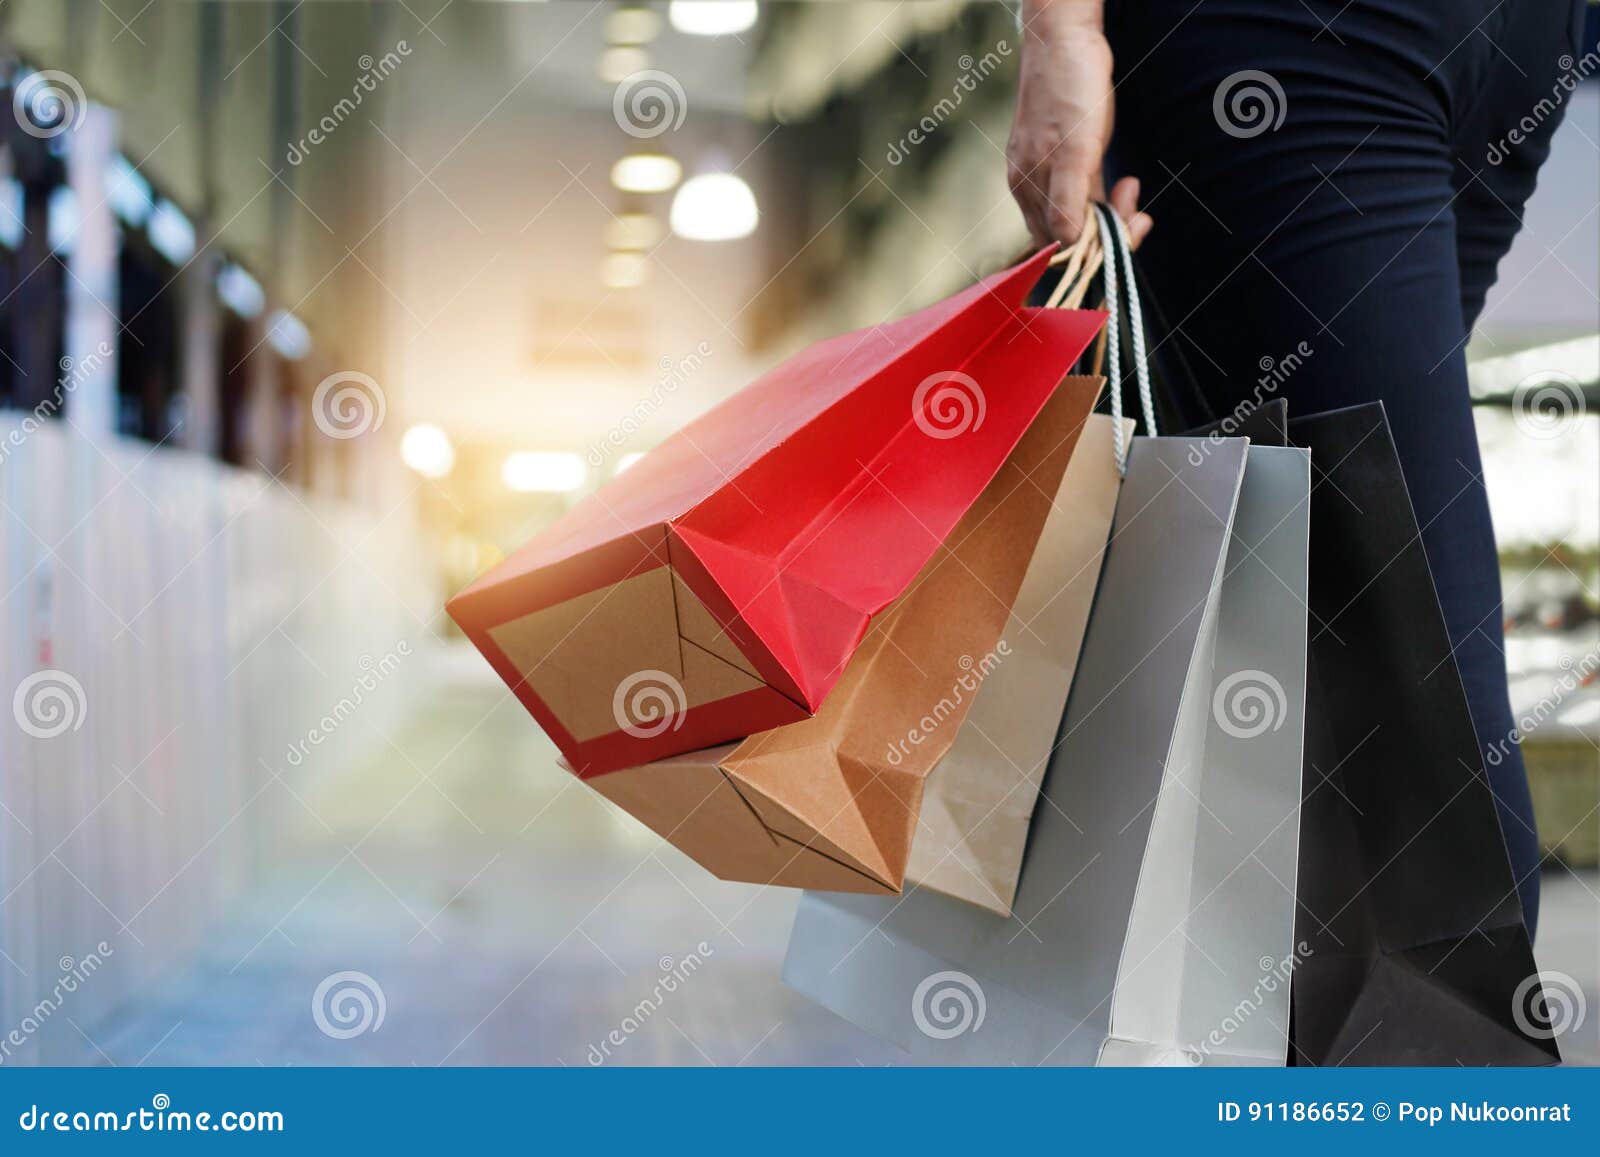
[148, 199, 196, 264]
[611, 153, 682, 194]
[669, 1, 758, 36]
[602, 251, 652, 289]
[503, 451, 586, 493]
[0, 179, 23, 249]
[217, 263, 265, 318]
[606, 5, 662, 45]
[400, 423, 456, 479]
[598, 46, 651, 85]
[106, 156, 154, 226]
[604, 211, 664, 250]
[48, 187, 78, 254]
[670, 171, 758, 241]
[266, 309, 312, 360]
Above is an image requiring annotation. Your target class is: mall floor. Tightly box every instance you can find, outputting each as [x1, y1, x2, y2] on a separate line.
[97, 653, 1600, 1068]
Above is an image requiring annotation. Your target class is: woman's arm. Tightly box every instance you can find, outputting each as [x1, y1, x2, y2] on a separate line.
[1008, 0, 1151, 246]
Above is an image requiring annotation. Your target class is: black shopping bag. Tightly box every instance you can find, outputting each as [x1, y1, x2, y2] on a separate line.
[1286, 402, 1559, 1066]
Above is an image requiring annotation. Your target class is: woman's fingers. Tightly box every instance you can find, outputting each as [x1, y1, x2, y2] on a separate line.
[1009, 159, 1154, 252]
[1108, 175, 1154, 250]
[1108, 175, 1139, 221]
[1126, 212, 1154, 250]
[1046, 161, 1095, 245]
[1007, 160, 1051, 248]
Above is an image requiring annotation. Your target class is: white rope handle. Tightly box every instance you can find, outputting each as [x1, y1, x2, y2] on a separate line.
[1094, 203, 1158, 475]
[1093, 207, 1128, 474]
[1107, 205, 1158, 438]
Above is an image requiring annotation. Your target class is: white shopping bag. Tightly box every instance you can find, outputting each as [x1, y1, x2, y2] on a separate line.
[782, 437, 1310, 1066]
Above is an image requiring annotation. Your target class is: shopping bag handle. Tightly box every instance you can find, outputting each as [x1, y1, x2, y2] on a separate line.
[1042, 225, 1104, 310]
[1094, 202, 1159, 474]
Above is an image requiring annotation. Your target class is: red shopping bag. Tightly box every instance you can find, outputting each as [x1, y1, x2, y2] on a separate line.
[448, 248, 1104, 774]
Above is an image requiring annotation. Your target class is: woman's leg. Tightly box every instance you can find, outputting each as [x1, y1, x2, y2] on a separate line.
[1450, 0, 1588, 332]
[1438, 1, 1586, 941]
[1104, 0, 1577, 934]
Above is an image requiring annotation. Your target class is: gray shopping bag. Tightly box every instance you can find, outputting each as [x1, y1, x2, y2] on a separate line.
[782, 436, 1311, 1065]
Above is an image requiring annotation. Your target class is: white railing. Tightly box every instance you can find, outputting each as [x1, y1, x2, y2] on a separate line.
[0, 420, 438, 1065]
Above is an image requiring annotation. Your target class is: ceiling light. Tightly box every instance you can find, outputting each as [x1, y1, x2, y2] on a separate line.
[669, 1, 758, 36]
[670, 172, 758, 241]
[0, 179, 23, 249]
[604, 211, 663, 250]
[217, 263, 265, 318]
[606, 5, 662, 44]
[266, 309, 312, 360]
[400, 424, 456, 479]
[149, 199, 196, 264]
[611, 153, 682, 193]
[503, 451, 586, 493]
[106, 155, 154, 226]
[601, 251, 651, 289]
[48, 186, 77, 254]
[598, 46, 651, 84]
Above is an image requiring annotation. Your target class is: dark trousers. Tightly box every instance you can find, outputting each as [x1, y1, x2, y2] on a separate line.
[1106, 0, 1588, 936]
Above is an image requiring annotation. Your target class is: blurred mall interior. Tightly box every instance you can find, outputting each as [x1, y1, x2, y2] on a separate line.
[0, 0, 1596, 1065]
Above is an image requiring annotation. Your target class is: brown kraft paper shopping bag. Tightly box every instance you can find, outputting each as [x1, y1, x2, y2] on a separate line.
[576, 380, 1124, 903]
[903, 408, 1126, 914]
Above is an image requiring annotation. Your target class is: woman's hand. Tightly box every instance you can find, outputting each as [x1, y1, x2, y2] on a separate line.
[1008, 0, 1152, 248]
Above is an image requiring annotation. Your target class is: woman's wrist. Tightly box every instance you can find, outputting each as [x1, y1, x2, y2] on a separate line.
[1020, 0, 1108, 63]
[1021, 0, 1105, 38]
